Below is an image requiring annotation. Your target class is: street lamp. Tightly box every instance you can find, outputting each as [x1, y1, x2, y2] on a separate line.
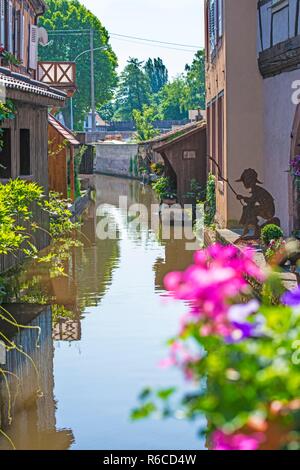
[70, 34, 109, 132]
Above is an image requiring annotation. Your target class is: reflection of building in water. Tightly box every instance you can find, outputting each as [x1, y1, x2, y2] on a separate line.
[6, 196, 121, 346]
[154, 238, 194, 292]
[0, 305, 74, 450]
[53, 319, 82, 342]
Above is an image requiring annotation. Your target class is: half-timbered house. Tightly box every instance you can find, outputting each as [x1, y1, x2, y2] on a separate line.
[0, 0, 67, 272]
[258, 0, 300, 234]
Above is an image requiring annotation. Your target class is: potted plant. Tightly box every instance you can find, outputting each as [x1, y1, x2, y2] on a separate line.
[0, 47, 21, 68]
[152, 176, 177, 205]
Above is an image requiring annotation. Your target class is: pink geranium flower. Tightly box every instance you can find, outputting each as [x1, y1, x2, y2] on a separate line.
[212, 430, 265, 451]
[164, 244, 265, 340]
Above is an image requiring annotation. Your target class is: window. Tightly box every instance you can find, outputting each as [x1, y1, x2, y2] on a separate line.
[0, 0, 5, 47]
[0, 129, 12, 179]
[7, 0, 13, 53]
[208, 0, 223, 58]
[14, 9, 20, 58]
[217, 94, 224, 179]
[271, 0, 289, 46]
[218, 0, 223, 38]
[208, 0, 217, 56]
[20, 129, 31, 176]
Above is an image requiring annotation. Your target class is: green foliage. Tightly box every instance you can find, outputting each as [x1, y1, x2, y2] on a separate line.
[1, 51, 21, 66]
[204, 174, 216, 226]
[152, 177, 176, 201]
[185, 179, 205, 203]
[133, 105, 160, 142]
[261, 224, 284, 247]
[52, 304, 76, 325]
[39, 0, 118, 129]
[157, 77, 189, 121]
[144, 58, 168, 94]
[114, 58, 151, 120]
[0, 100, 16, 151]
[43, 192, 80, 240]
[150, 162, 165, 176]
[112, 49, 205, 122]
[0, 179, 43, 256]
[0, 179, 80, 260]
[184, 50, 206, 110]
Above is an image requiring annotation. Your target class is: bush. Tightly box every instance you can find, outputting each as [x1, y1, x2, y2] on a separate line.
[261, 224, 283, 246]
[204, 174, 216, 227]
[152, 176, 176, 200]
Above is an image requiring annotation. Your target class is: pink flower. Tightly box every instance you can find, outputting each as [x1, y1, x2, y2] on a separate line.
[212, 430, 265, 451]
[163, 244, 265, 339]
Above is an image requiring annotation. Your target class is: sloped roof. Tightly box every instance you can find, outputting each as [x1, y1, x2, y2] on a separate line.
[142, 120, 206, 146]
[153, 120, 207, 152]
[48, 114, 80, 147]
[0, 67, 66, 101]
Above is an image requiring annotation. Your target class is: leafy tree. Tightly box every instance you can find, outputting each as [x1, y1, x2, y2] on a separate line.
[39, 0, 118, 130]
[185, 50, 206, 110]
[98, 101, 115, 121]
[157, 77, 189, 120]
[144, 58, 168, 94]
[113, 58, 151, 120]
[133, 105, 160, 142]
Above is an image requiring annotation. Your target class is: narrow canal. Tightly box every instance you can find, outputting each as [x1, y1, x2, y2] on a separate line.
[0, 175, 204, 450]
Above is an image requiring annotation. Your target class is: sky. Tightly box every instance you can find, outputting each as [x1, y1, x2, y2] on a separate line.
[80, 0, 205, 79]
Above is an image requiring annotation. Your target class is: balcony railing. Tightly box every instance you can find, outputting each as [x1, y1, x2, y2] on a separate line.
[38, 61, 76, 91]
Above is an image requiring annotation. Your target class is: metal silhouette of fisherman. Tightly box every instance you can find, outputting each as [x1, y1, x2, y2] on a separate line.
[236, 169, 280, 238]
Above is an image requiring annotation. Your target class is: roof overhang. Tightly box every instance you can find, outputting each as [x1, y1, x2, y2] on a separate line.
[0, 68, 67, 107]
[153, 122, 207, 153]
[48, 114, 80, 147]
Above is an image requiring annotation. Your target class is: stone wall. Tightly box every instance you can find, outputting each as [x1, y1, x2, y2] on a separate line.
[94, 143, 139, 178]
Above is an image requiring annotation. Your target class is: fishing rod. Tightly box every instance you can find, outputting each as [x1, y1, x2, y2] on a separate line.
[207, 155, 245, 206]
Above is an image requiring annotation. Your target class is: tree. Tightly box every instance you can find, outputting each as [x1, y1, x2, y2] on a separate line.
[144, 58, 168, 94]
[185, 50, 206, 110]
[39, 0, 118, 130]
[158, 77, 189, 120]
[113, 58, 151, 120]
[133, 105, 160, 142]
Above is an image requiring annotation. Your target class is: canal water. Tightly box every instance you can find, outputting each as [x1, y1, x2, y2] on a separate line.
[0, 175, 204, 450]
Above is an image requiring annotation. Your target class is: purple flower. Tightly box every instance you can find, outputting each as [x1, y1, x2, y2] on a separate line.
[226, 301, 264, 343]
[281, 287, 300, 307]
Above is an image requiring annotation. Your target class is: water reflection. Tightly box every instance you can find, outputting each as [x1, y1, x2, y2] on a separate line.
[0, 175, 201, 450]
[0, 305, 73, 450]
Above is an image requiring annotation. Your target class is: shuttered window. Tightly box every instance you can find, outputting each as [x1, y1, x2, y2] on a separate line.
[209, 0, 216, 55]
[0, 0, 5, 47]
[14, 9, 20, 58]
[8, 0, 13, 53]
[29, 24, 38, 70]
[208, 0, 223, 58]
[218, 0, 223, 38]
[20, 12, 24, 61]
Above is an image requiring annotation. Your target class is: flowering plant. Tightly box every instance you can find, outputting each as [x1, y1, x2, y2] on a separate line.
[265, 239, 286, 263]
[290, 155, 300, 178]
[132, 243, 300, 450]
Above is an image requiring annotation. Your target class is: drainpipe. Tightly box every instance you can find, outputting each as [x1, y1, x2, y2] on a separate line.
[70, 145, 75, 202]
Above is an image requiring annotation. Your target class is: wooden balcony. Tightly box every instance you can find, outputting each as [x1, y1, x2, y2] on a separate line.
[38, 61, 76, 95]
